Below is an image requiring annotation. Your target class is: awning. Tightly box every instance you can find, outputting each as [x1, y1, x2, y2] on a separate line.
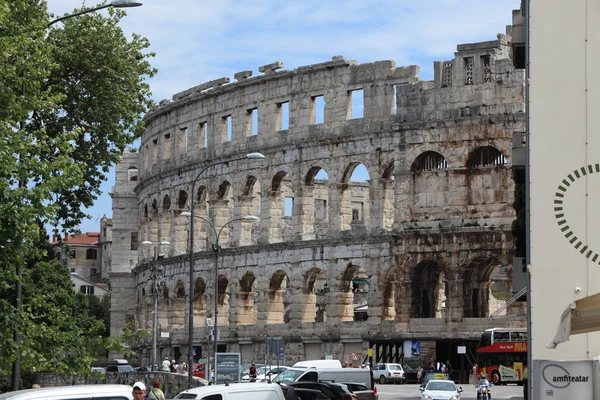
[547, 292, 600, 349]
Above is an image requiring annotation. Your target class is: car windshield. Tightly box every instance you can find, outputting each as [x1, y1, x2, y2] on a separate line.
[426, 382, 456, 391]
[388, 364, 402, 371]
[273, 369, 305, 383]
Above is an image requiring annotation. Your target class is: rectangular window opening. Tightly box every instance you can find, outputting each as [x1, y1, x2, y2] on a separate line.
[249, 108, 258, 136]
[278, 101, 289, 131]
[86, 248, 98, 260]
[284, 197, 294, 217]
[199, 122, 208, 148]
[393, 85, 397, 114]
[351, 201, 363, 222]
[314, 199, 327, 221]
[130, 232, 139, 251]
[312, 95, 325, 125]
[183, 127, 188, 153]
[349, 89, 364, 119]
[224, 115, 232, 142]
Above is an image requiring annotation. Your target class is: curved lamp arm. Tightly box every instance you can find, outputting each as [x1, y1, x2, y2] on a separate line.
[48, 1, 143, 27]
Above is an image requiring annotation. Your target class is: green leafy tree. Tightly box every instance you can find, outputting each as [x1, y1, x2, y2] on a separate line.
[0, 0, 155, 383]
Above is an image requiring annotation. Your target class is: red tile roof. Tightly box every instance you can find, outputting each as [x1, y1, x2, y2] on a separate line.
[52, 232, 100, 245]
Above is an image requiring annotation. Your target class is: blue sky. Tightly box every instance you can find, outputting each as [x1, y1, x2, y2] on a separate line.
[47, 0, 520, 233]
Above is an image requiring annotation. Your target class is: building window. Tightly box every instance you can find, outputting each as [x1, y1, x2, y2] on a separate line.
[351, 202, 363, 222]
[127, 166, 138, 181]
[482, 55, 492, 83]
[86, 249, 97, 260]
[442, 62, 453, 88]
[70, 250, 76, 259]
[131, 232, 138, 250]
[465, 57, 474, 85]
[80, 285, 94, 295]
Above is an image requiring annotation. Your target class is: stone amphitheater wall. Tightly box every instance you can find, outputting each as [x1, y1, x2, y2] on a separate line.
[109, 33, 526, 366]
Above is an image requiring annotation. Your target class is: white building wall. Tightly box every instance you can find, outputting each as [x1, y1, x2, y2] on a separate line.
[530, 0, 600, 359]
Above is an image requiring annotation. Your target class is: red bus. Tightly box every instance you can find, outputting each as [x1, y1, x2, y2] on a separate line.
[476, 328, 527, 385]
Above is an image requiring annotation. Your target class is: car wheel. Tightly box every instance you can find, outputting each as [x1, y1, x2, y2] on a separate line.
[491, 370, 501, 385]
[379, 375, 387, 384]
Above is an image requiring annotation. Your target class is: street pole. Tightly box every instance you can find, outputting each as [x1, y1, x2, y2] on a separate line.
[182, 212, 259, 385]
[186, 153, 264, 387]
[212, 242, 220, 385]
[142, 240, 168, 371]
[152, 266, 158, 371]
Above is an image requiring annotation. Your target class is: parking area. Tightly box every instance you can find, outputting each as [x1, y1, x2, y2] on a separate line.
[375, 383, 525, 400]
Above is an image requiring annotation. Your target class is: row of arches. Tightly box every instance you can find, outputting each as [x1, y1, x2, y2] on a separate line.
[138, 253, 512, 331]
[138, 146, 511, 258]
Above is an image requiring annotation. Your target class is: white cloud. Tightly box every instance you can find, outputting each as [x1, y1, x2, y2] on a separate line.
[46, 0, 521, 233]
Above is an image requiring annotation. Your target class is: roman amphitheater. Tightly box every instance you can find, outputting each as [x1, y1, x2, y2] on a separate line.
[108, 31, 526, 372]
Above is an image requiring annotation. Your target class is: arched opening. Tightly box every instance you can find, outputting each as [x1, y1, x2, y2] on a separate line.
[237, 272, 257, 325]
[267, 271, 289, 324]
[303, 167, 330, 239]
[381, 266, 398, 321]
[340, 264, 369, 322]
[261, 170, 294, 243]
[303, 267, 328, 323]
[467, 146, 509, 205]
[127, 166, 139, 181]
[193, 185, 209, 251]
[193, 277, 207, 327]
[411, 151, 449, 209]
[161, 195, 171, 251]
[237, 176, 261, 246]
[216, 275, 230, 326]
[342, 163, 371, 228]
[462, 256, 510, 317]
[411, 260, 445, 318]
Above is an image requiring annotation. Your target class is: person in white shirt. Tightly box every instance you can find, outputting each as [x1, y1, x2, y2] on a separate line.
[161, 357, 171, 372]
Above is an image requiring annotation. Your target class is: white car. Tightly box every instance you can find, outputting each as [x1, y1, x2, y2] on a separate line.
[241, 365, 290, 382]
[174, 382, 285, 400]
[420, 379, 462, 400]
[372, 363, 405, 384]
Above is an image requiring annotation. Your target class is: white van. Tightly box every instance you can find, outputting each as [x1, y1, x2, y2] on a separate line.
[0, 385, 134, 400]
[174, 383, 285, 400]
[292, 360, 342, 369]
[273, 367, 374, 390]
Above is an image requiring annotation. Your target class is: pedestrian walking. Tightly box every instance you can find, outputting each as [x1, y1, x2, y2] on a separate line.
[148, 380, 165, 400]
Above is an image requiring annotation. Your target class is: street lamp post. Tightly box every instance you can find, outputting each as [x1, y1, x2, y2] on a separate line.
[182, 212, 259, 385]
[185, 153, 265, 386]
[142, 239, 170, 372]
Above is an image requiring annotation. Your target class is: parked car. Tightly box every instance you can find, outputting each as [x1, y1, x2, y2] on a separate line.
[106, 363, 135, 372]
[174, 382, 285, 400]
[421, 371, 449, 388]
[273, 367, 373, 390]
[340, 382, 378, 400]
[192, 362, 213, 380]
[281, 386, 330, 400]
[241, 365, 290, 382]
[0, 384, 133, 400]
[91, 366, 106, 374]
[284, 382, 358, 400]
[371, 363, 405, 384]
[419, 379, 462, 400]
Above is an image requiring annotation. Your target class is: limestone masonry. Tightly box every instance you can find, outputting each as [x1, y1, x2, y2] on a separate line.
[109, 31, 525, 369]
